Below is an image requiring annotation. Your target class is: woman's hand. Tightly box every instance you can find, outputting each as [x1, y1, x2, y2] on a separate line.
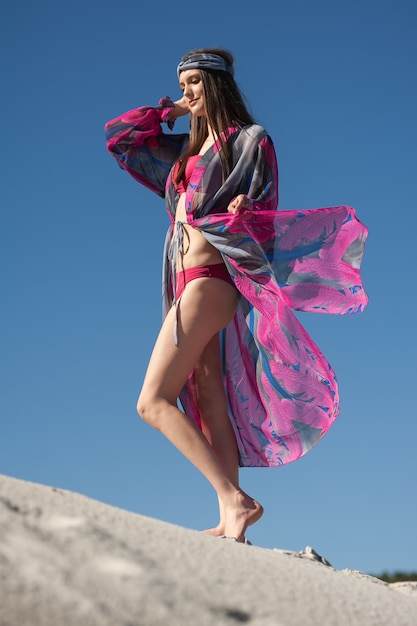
[170, 96, 191, 118]
[227, 194, 252, 215]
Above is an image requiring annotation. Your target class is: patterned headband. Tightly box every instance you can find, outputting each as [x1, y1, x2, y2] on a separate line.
[177, 53, 234, 78]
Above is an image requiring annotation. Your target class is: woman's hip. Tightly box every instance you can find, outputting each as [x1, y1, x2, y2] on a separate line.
[175, 263, 234, 300]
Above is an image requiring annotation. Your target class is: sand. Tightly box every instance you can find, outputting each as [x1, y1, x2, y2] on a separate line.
[0, 474, 416, 626]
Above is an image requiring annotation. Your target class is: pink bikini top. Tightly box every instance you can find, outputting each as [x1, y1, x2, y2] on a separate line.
[172, 155, 201, 195]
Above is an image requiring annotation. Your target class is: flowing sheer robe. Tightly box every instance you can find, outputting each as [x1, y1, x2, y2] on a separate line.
[105, 98, 368, 467]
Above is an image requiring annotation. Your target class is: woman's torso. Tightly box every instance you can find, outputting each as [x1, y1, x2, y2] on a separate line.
[172, 144, 223, 270]
[174, 197, 222, 269]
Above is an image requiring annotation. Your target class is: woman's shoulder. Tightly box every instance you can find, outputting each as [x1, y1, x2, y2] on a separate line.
[242, 123, 267, 134]
[233, 124, 272, 148]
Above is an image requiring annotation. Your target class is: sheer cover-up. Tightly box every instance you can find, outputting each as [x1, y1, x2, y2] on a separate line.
[105, 97, 368, 467]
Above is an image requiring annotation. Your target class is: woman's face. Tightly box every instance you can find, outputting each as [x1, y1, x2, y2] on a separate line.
[179, 69, 206, 117]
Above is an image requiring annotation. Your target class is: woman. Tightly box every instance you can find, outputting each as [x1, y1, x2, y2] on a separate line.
[105, 49, 367, 542]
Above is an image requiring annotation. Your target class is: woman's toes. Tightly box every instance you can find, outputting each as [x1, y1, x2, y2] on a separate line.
[201, 526, 225, 537]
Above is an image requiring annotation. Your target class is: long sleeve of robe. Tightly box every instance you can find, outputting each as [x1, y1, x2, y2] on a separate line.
[105, 98, 368, 467]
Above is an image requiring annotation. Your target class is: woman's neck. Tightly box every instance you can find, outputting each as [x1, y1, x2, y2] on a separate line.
[206, 124, 217, 142]
[199, 126, 217, 154]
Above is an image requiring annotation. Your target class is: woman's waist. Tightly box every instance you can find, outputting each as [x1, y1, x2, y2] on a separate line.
[169, 221, 220, 265]
[175, 248, 223, 270]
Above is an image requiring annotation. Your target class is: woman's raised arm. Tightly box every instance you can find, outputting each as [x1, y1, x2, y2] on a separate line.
[105, 97, 189, 197]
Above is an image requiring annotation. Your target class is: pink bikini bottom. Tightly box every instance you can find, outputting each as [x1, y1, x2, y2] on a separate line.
[175, 263, 234, 300]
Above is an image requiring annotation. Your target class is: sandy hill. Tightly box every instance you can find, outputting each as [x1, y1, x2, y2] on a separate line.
[0, 474, 415, 626]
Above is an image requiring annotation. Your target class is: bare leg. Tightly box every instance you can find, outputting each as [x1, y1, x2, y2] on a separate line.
[193, 333, 240, 536]
[137, 278, 263, 540]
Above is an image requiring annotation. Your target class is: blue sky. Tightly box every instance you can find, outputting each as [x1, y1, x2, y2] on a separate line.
[1, 0, 416, 574]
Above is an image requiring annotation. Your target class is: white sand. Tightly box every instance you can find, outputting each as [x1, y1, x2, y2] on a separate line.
[1, 474, 416, 626]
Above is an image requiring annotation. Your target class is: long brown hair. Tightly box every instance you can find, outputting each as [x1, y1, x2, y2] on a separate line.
[175, 48, 255, 185]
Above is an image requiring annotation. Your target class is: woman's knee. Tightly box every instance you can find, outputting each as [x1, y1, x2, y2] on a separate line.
[137, 392, 156, 427]
[136, 393, 170, 430]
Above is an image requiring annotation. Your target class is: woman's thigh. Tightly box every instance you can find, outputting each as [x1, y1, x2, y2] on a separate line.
[139, 277, 237, 405]
[193, 334, 229, 422]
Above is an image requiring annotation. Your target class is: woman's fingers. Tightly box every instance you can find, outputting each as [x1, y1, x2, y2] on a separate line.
[227, 194, 250, 214]
[172, 96, 190, 117]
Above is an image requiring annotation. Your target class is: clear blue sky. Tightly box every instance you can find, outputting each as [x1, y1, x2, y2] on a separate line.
[1, 0, 416, 575]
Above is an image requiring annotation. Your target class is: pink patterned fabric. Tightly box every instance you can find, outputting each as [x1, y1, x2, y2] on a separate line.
[172, 154, 201, 195]
[105, 98, 368, 467]
[175, 263, 233, 300]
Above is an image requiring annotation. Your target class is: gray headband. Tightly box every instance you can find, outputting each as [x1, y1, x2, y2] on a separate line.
[177, 53, 234, 78]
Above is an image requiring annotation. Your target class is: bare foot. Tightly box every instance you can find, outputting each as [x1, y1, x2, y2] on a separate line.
[202, 499, 226, 536]
[222, 491, 263, 541]
[202, 524, 225, 537]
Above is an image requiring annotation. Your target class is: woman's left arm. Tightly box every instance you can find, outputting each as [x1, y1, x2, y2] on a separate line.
[227, 134, 279, 214]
